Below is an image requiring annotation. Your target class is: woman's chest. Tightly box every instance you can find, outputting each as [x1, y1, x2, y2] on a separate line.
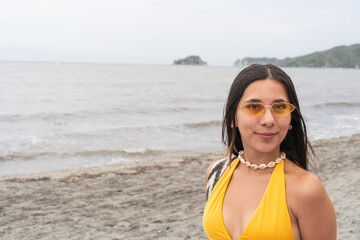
[222, 171, 272, 239]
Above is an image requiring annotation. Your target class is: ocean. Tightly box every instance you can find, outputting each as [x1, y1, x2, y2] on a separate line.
[1, 62, 359, 176]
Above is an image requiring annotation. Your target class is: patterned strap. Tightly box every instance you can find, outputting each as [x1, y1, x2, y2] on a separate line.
[205, 158, 229, 201]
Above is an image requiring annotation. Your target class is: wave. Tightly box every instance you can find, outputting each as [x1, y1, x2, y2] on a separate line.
[74, 148, 164, 157]
[67, 119, 223, 134]
[109, 120, 222, 132]
[181, 120, 222, 129]
[311, 102, 360, 108]
[131, 106, 194, 115]
[162, 106, 193, 113]
[0, 148, 166, 162]
[0, 106, 197, 122]
[0, 111, 83, 122]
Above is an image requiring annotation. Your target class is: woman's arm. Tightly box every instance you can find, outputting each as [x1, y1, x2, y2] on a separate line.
[294, 173, 337, 240]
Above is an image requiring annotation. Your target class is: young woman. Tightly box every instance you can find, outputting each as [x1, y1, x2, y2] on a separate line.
[203, 64, 336, 240]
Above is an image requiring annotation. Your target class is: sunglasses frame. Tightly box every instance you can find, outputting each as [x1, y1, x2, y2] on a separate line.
[239, 102, 296, 116]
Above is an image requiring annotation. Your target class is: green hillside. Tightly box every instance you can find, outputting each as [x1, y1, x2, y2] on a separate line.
[234, 43, 360, 68]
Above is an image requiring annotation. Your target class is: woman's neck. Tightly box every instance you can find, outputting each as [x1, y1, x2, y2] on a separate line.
[241, 149, 281, 165]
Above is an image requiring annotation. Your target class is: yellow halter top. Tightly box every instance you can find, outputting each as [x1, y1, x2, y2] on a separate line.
[203, 158, 294, 240]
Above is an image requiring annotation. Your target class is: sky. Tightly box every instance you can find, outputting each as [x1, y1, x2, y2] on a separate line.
[1, 0, 360, 66]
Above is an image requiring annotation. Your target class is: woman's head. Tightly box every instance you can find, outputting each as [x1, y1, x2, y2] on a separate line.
[222, 64, 311, 170]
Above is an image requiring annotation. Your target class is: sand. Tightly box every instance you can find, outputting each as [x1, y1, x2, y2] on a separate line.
[0, 134, 359, 240]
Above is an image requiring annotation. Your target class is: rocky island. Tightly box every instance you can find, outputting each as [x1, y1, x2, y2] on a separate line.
[234, 43, 360, 68]
[173, 55, 207, 65]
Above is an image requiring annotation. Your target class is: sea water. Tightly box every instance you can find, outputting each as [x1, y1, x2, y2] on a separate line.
[0, 62, 359, 176]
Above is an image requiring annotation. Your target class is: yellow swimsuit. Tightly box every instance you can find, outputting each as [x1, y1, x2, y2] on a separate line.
[203, 158, 294, 240]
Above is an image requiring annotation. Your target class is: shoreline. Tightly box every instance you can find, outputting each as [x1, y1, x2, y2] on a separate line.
[0, 134, 359, 239]
[0, 133, 358, 181]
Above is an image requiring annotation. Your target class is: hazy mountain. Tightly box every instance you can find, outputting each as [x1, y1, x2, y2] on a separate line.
[234, 43, 360, 68]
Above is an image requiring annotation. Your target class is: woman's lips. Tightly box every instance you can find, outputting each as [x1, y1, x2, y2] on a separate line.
[256, 132, 278, 140]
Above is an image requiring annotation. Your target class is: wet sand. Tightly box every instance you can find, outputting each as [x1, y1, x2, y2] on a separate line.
[0, 134, 359, 239]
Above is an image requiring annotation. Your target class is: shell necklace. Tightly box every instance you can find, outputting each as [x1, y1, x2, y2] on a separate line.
[238, 151, 286, 170]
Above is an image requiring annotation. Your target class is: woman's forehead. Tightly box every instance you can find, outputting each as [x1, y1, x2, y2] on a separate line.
[240, 79, 289, 102]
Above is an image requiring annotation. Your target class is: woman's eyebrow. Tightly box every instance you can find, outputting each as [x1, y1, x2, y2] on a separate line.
[243, 98, 288, 103]
[243, 98, 262, 103]
[273, 98, 289, 103]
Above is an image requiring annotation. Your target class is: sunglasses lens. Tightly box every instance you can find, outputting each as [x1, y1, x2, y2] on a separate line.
[241, 103, 295, 116]
[241, 103, 264, 115]
[271, 103, 295, 115]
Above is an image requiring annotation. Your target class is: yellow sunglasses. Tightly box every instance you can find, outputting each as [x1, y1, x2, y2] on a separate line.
[240, 102, 296, 116]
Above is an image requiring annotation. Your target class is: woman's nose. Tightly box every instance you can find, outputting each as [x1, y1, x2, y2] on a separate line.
[259, 108, 275, 127]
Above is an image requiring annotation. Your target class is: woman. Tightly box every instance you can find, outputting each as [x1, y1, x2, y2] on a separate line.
[203, 64, 336, 240]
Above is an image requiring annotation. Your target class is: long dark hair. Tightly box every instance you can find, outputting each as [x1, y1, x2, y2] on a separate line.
[222, 64, 315, 170]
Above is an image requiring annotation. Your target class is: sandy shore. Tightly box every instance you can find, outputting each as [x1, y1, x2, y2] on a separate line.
[0, 134, 359, 240]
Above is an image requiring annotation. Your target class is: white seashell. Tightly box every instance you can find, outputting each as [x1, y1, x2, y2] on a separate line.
[258, 164, 267, 169]
[267, 162, 276, 168]
[250, 164, 258, 169]
[238, 152, 285, 170]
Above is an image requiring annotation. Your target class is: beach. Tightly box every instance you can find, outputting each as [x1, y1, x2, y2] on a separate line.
[0, 134, 359, 240]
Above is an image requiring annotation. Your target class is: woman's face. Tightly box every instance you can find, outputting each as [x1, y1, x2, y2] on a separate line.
[235, 78, 291, 155]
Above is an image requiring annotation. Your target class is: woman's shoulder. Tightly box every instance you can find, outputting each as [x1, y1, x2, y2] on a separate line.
[284, 160, 337, 239]
[284, 159, 324, 196]
[206, 158, 227, 182]
[205, 157, 232, 201]
[205, 157, 228, 184]
[284, 159, 334, 216]
[205, 155, 238, 183]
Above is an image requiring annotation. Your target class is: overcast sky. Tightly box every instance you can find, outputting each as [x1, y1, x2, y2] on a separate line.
[1, 0, 359, 66]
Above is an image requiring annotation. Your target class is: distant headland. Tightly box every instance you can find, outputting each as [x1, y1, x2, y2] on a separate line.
[173, 55, 207, 65]
[234, 43, 360, 68]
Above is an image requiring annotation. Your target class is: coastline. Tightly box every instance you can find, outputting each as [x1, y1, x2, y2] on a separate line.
[0, 134, 359, 239]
